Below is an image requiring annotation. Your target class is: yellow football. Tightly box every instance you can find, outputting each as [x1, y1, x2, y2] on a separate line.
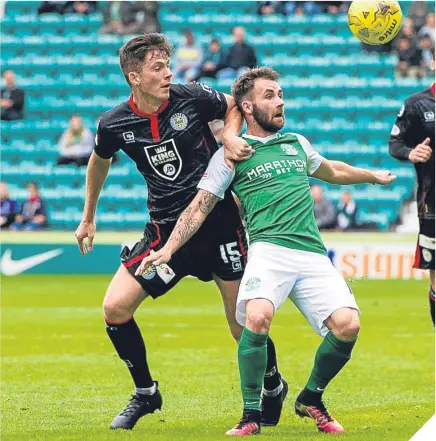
[348, 0, 403, 45]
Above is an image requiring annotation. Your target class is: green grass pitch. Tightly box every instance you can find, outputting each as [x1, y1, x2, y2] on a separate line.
[1, 276, 434, 441]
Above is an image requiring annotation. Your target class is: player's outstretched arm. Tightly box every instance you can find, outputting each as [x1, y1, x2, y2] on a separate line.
[312, 158, 396, 185]
[75, 151, 111, 255]
[135, 190, 220, 275]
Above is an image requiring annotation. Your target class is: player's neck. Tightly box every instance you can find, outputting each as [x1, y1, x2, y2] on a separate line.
[246, 126, 276, 139]
[131, 91, 164, 115]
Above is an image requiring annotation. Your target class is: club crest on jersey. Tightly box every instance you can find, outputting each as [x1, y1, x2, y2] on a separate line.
[170, 113, 188, 131]
[144, 139, 182, 181]
[280, 144, 298, 155]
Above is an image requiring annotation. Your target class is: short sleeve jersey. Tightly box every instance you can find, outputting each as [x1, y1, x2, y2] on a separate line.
[94, 83, 228, 224]
[198, 132, 327, 255]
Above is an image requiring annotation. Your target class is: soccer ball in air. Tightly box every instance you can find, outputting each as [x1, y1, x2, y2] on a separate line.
[348, 0, 403, 45]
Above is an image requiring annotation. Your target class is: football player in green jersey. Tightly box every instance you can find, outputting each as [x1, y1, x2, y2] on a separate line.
[136, 67, 395, 436]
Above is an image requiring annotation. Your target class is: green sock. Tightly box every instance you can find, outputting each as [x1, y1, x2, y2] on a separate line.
[238, 327, 268, 411]
[306, 331, 357, 393]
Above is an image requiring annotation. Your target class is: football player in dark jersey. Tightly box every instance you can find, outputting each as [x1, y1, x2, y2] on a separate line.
[389, 47, 435, 325]
[74, 33, 286, 430]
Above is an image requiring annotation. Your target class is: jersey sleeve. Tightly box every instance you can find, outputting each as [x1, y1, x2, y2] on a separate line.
[197, 148, 235, 199]
[294, 133, 323, 175]
[188, 82, 228, 122]
[93, 118, 120, 159]
[388, 99, 418, 161]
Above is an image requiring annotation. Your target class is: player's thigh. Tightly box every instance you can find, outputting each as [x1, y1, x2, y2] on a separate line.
[213, 275, 243, 341]
[210, 222, 247, 282]
[118, 223, 186, 300]
[290, 251, 359, 337]
[103, 264, 148, 322]
[236, 242, 297, 327]
[413, 219, 435, 272]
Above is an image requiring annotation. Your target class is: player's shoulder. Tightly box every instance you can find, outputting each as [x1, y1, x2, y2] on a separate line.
[170, 82, 218, 101]
[283, 132, 311, 145]
[404, 87, 433, 106]
[99, 100, 132, 130]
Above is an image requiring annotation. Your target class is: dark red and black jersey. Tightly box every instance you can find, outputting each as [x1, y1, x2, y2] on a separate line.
[94, 82, 235, 224]
[389, 84, 435, 220]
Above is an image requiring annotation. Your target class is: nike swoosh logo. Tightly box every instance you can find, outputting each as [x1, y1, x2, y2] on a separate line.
[0, 248, 64, 275]
[316, 388, 325, 392]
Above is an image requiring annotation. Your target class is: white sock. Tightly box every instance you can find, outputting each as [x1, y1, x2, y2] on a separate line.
[136, 383, 156, 396]
[262, 380, 283, 397]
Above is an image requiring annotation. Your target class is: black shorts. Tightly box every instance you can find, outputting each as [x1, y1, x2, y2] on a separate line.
[120, 219, 247, 299]
[413, 219, 435, 271]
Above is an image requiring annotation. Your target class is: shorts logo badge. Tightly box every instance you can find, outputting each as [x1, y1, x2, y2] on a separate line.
[245, 277, 261, 292]
[280, 144, 298, 155]
[144, 139, 182, 181]
[422, 248, 433, 263]
[170, 113, 188, 131]
[141, 265, 156, 280]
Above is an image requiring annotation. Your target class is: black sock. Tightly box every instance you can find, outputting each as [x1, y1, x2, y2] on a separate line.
[430, 286, 435, 326]
[297, 387, 323, 406]
[105, 317, 154, 388]
[263, 336, 282, 391]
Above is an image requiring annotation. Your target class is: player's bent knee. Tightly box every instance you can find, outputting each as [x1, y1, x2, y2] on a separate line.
[103, 300, 132, 324]
[327, 308, 360, 341]
[246, 311, 273, 334]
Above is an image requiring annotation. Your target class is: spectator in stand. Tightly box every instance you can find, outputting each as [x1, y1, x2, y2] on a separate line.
[217, 27, 257, 80]
[67, 1, 97, 15]
[396, 36, 423, 78]
[399, 17, 418, 44]
[57, 115, 94, 167]
[336, 191, 358, 231]
[1, 70, 24, 121]
[418, 13, 435, 43]
[101, 1, 159, 35]
[320, 1, 349, 15]
[419, 34, 434, 74]
[195, 38, 226, 81]
[10, 182, 47, 231]
[172, 31, 203, 82]
[311, 185, 337, 230]
[37, 1, 71, 14]
[257, 1, 284, 15]
[0, 182, 17, 230]
[407, 0, 429, 31]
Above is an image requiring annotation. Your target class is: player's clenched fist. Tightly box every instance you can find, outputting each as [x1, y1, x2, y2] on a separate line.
[409, 138, 433, 163]
[135, 249, 172, 276]
[75, 220, 96, 255]
[223, 134, 255, 161]
[372, 170, 397, 185]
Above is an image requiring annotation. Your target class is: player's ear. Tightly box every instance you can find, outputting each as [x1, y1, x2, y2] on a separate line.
[242, 100, 253, 115]
[128, 72, 140, 87]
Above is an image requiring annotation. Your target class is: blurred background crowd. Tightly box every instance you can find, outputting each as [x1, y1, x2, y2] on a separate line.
[0, 0, 434, 232]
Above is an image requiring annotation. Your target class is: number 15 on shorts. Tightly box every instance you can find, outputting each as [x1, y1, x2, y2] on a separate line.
[220, 242, 243, 272]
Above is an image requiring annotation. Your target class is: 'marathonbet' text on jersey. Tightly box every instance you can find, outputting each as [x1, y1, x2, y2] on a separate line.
[389, 84, 435, 220]
[198, 133, 327, 256]
[94, 83, 233, 224]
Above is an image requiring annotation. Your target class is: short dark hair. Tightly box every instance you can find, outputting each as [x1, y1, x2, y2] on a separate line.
[232, 67, 280, 112]
[119, 33, 173, 86]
